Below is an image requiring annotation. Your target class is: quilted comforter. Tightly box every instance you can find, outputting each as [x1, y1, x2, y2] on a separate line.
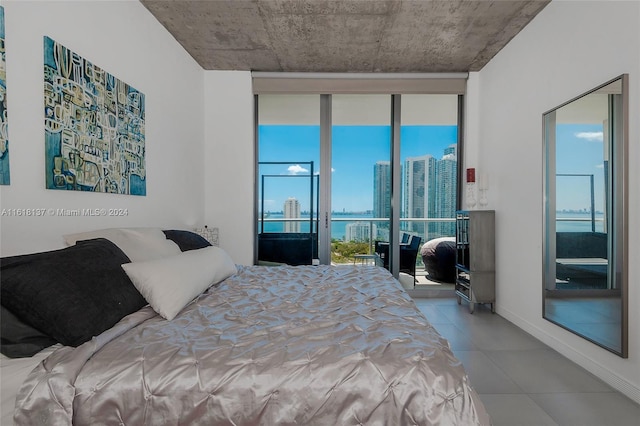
[14, 265, 490, 425]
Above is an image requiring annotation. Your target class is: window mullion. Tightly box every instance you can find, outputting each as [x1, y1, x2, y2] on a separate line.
[318, 94, 332, 265]
[390, 94, 401, 277]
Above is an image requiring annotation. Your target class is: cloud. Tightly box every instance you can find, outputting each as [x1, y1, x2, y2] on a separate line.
[287, 164, 309, 174]
[575, 131, 603, 142]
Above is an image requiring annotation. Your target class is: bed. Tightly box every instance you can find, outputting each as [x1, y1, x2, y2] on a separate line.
[1, 228, 490, 425]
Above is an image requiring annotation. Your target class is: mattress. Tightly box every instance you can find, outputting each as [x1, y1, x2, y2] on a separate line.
[12, 265, 490, 425]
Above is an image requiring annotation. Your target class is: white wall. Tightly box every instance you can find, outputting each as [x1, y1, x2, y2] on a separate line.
[471, 0, 639, 402]
[462, 72, 481, 207]
[0, 0, 205, 256]
[203, 71, 254, 265]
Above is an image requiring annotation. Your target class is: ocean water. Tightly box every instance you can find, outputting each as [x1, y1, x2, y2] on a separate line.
[260, 212, 454, 241]
[556, 212, 605, 233]
[259, 213, 375, 240]
[259, 211, 606, 241]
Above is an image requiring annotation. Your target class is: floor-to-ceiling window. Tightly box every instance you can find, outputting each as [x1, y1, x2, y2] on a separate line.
[254, 76, 464, 283]
[331, 95, 391, 263]
[400, 95, 460, 273]
[256, 95, 320, 266]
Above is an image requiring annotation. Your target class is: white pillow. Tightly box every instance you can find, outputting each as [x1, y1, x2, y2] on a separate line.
[121, 246, 237, 320]
[63, 228, 180, 262]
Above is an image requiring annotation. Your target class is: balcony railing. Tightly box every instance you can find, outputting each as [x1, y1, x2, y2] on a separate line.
[258, 216, 456, 259]
[556, 173, 600, 233]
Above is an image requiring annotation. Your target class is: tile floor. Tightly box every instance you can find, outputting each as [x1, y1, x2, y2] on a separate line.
[412, 297, 640, 426]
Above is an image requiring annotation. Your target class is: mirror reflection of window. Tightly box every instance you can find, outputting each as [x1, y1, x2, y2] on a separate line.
[542, 75, 628, 358]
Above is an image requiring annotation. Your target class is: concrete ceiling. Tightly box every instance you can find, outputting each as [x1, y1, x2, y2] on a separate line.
[140, 0, 550, 73]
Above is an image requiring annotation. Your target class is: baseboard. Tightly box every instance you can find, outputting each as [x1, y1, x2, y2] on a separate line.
[498, 306, 640, 405]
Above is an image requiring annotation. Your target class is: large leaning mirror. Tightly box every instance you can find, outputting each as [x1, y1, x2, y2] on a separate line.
[543, 74, 628, 357]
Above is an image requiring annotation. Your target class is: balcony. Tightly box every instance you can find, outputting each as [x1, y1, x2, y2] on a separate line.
[258, 216, 456, 291]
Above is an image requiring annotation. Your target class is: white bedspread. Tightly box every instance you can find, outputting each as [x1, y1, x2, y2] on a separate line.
[1, 345, 61, 425]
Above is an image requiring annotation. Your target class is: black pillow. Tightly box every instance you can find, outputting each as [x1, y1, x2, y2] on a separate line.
[163, 230, 211, 252]
[1, 305, 57, 358]
[0, 238, 146, 347]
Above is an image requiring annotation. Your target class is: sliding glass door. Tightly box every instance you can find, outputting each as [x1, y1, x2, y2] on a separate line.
[400, 95, 460, 275]
[256, 93, 461, 285]
[256, 95, 320, 266]
[331, 95, 391, 263]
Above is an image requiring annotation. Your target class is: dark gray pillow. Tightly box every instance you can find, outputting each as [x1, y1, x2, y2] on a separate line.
[1, 305, 57, 358]
[163, 230, 211, 252]
[0, 238, 146, 347]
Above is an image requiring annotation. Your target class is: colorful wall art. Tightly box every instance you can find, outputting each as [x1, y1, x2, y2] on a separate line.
[43, 36, 146, 195]
[0, 6, 9, 185]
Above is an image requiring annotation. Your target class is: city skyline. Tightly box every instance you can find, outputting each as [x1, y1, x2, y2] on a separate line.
[275, 142, 458, 242]
[259, 122, 604, 215]
[258, 124, 458, 213]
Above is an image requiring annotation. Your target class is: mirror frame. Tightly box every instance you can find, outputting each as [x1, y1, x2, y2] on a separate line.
[542, 74, 628, 358]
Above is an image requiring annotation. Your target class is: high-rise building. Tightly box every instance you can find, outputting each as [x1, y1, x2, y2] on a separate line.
[435, 145, 457, 236]
[403, 155, 436, 237]
[373, 161, 390, 219]
[283, 197, 300, 233]
[345, 222, 377, 242]
[374, 145, 458, 242]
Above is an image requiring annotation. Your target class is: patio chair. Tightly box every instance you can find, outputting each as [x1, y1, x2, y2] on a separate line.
[399, 235, 422, 281]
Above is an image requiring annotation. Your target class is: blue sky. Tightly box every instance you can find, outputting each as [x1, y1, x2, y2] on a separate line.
[259, 125, 457, 212]
[258, 123, 604, 213]
[555, 123, 605, 211]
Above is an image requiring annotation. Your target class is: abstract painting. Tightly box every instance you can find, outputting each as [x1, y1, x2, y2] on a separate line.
[0, 6, 9, 185]
[43, 36, 145, 195]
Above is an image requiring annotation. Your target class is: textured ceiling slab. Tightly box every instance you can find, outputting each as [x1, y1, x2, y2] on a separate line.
[140, 0, 550, 72]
